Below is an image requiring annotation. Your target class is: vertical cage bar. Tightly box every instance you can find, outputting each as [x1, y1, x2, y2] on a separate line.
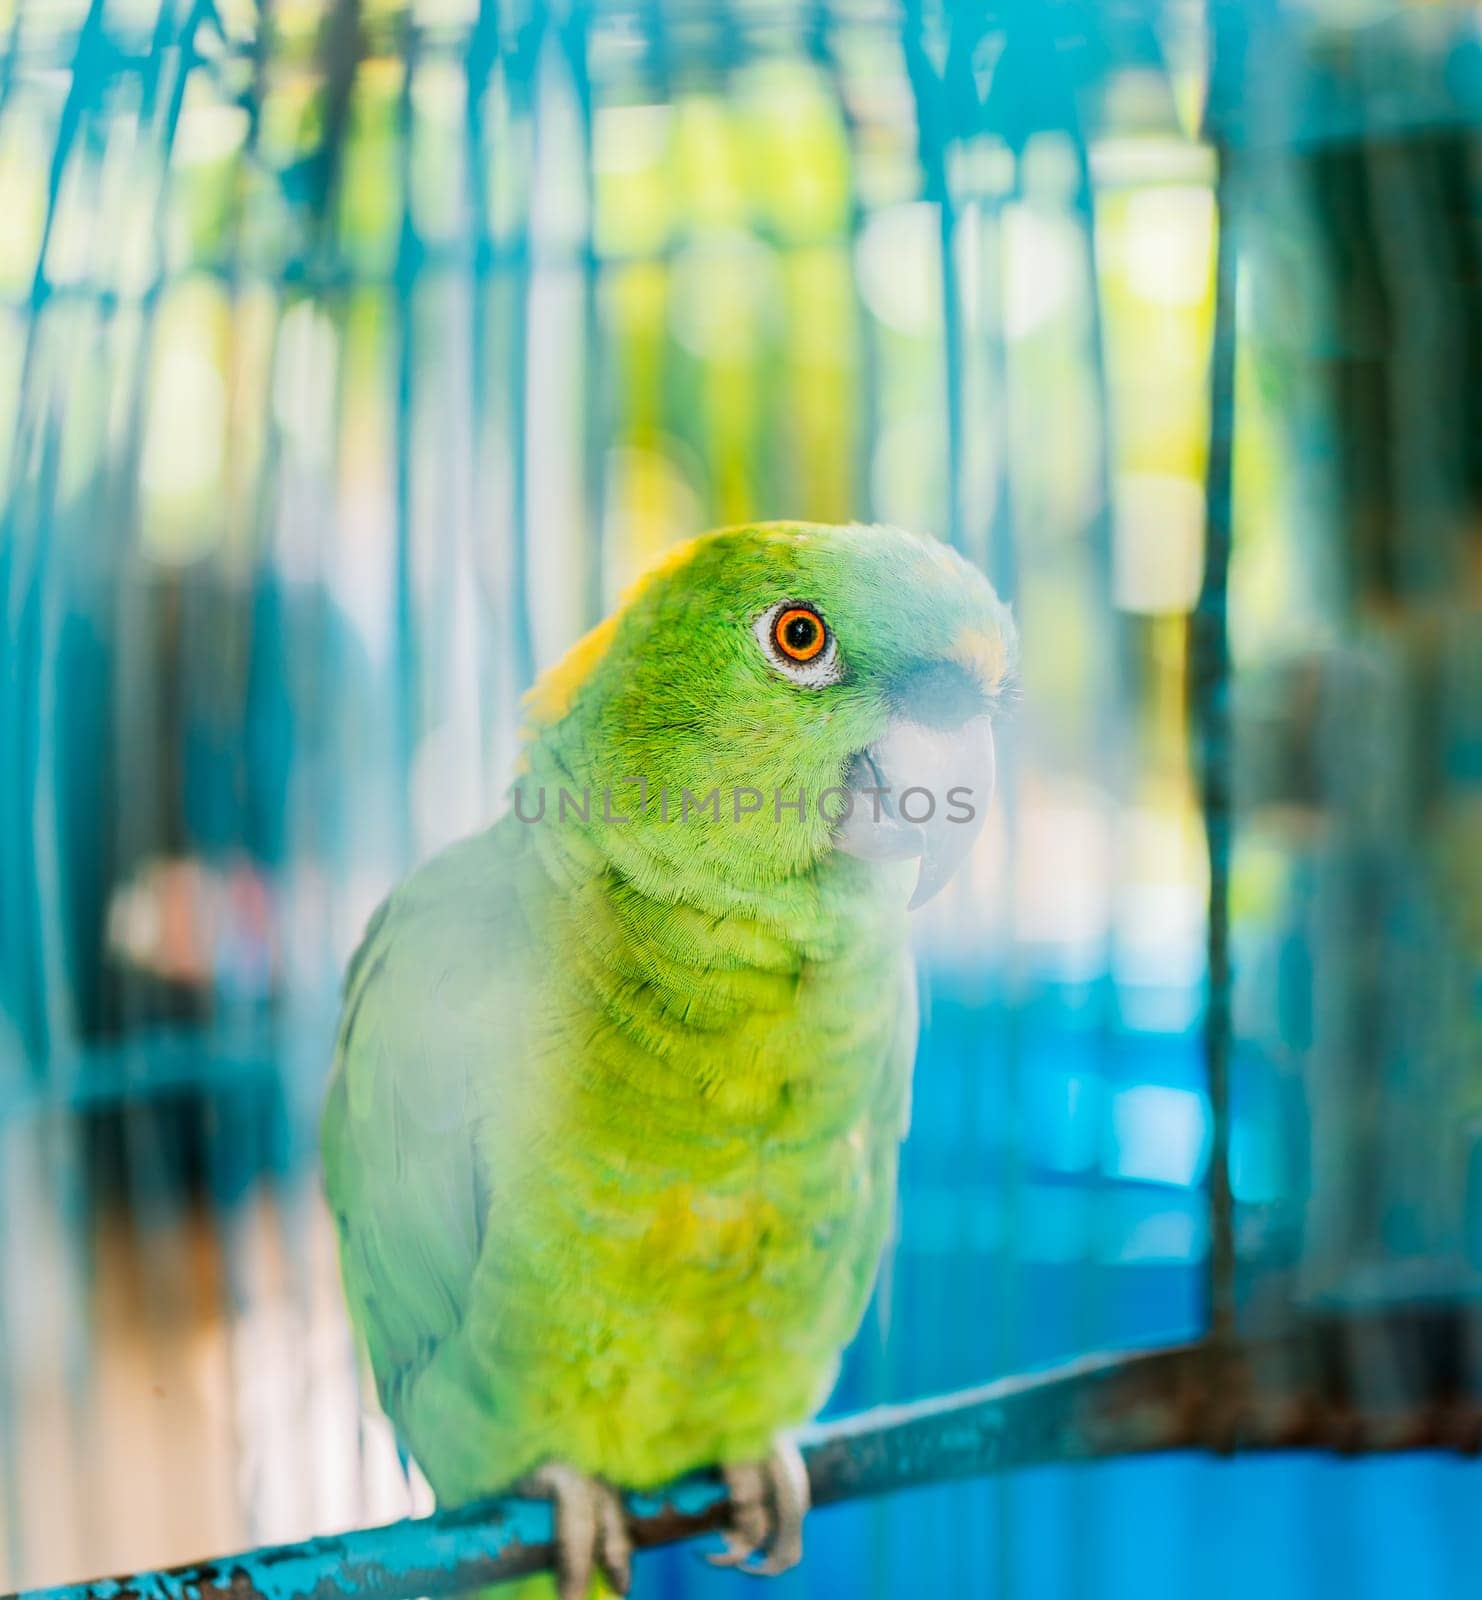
[1194, 140, 1238, 1361]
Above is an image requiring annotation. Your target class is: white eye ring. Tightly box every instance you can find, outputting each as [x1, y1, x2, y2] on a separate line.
[753, 601, 843, 687]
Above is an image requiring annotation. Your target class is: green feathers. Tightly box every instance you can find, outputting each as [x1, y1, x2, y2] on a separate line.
[322, 522, 1013, 1507]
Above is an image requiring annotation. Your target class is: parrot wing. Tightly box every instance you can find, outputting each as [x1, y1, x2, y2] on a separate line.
[321, 823, 530, 1416]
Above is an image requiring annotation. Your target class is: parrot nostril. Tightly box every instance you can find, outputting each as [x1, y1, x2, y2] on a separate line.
[890, 660, 988, 731]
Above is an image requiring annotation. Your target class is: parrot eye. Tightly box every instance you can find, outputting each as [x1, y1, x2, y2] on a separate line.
[775, 607, 825, 662]
[754, 601, 842, 687]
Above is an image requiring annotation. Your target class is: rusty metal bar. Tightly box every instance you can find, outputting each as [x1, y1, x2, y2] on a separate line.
[9, 1304, 1481, 1600]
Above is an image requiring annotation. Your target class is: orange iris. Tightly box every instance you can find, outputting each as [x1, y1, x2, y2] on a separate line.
[774, 606, 826, 663]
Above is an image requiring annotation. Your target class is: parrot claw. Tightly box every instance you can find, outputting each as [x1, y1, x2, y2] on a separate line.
[523, 1463, 632, 1600]
[705, 1440, 811, 1577]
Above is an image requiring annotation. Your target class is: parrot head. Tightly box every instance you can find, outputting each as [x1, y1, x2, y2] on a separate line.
[520, 522, 1016, 907]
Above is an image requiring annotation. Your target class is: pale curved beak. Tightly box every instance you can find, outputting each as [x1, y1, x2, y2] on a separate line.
[833, 714, 996, 909]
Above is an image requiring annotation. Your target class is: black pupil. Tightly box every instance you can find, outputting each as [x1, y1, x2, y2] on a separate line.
[784, 614, 818, 653]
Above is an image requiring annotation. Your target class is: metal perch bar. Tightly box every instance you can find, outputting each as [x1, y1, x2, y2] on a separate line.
[11, 1303, 1480, 1600]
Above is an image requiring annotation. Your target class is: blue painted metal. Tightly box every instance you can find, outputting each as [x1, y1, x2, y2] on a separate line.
[8, 1307, 1482, 1600]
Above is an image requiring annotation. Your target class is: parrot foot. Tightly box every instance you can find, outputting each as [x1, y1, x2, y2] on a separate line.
[707, 1439, 811, 1577]
[523, 1462, 632, 1600]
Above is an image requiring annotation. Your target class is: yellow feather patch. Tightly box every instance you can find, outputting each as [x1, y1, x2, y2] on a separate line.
[521, 611, 622, 732]
[951, 622, 1011, 697]
[643, 1182, 783, 1271]
[520, 532, 717, 733]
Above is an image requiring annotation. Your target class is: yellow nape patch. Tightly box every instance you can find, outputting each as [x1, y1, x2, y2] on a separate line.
[520, 533, 714, 731]
[951, 622, 1011, 696]
[521, 612, 621, 730]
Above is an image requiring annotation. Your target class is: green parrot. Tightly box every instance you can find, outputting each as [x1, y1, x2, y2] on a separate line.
[321, 521, 1014, 1596]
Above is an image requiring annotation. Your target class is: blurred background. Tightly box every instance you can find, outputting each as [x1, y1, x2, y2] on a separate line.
[0, 0, 1480, 1594]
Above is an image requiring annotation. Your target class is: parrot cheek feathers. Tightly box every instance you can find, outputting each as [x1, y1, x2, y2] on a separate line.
[833, 714, 995, 908]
